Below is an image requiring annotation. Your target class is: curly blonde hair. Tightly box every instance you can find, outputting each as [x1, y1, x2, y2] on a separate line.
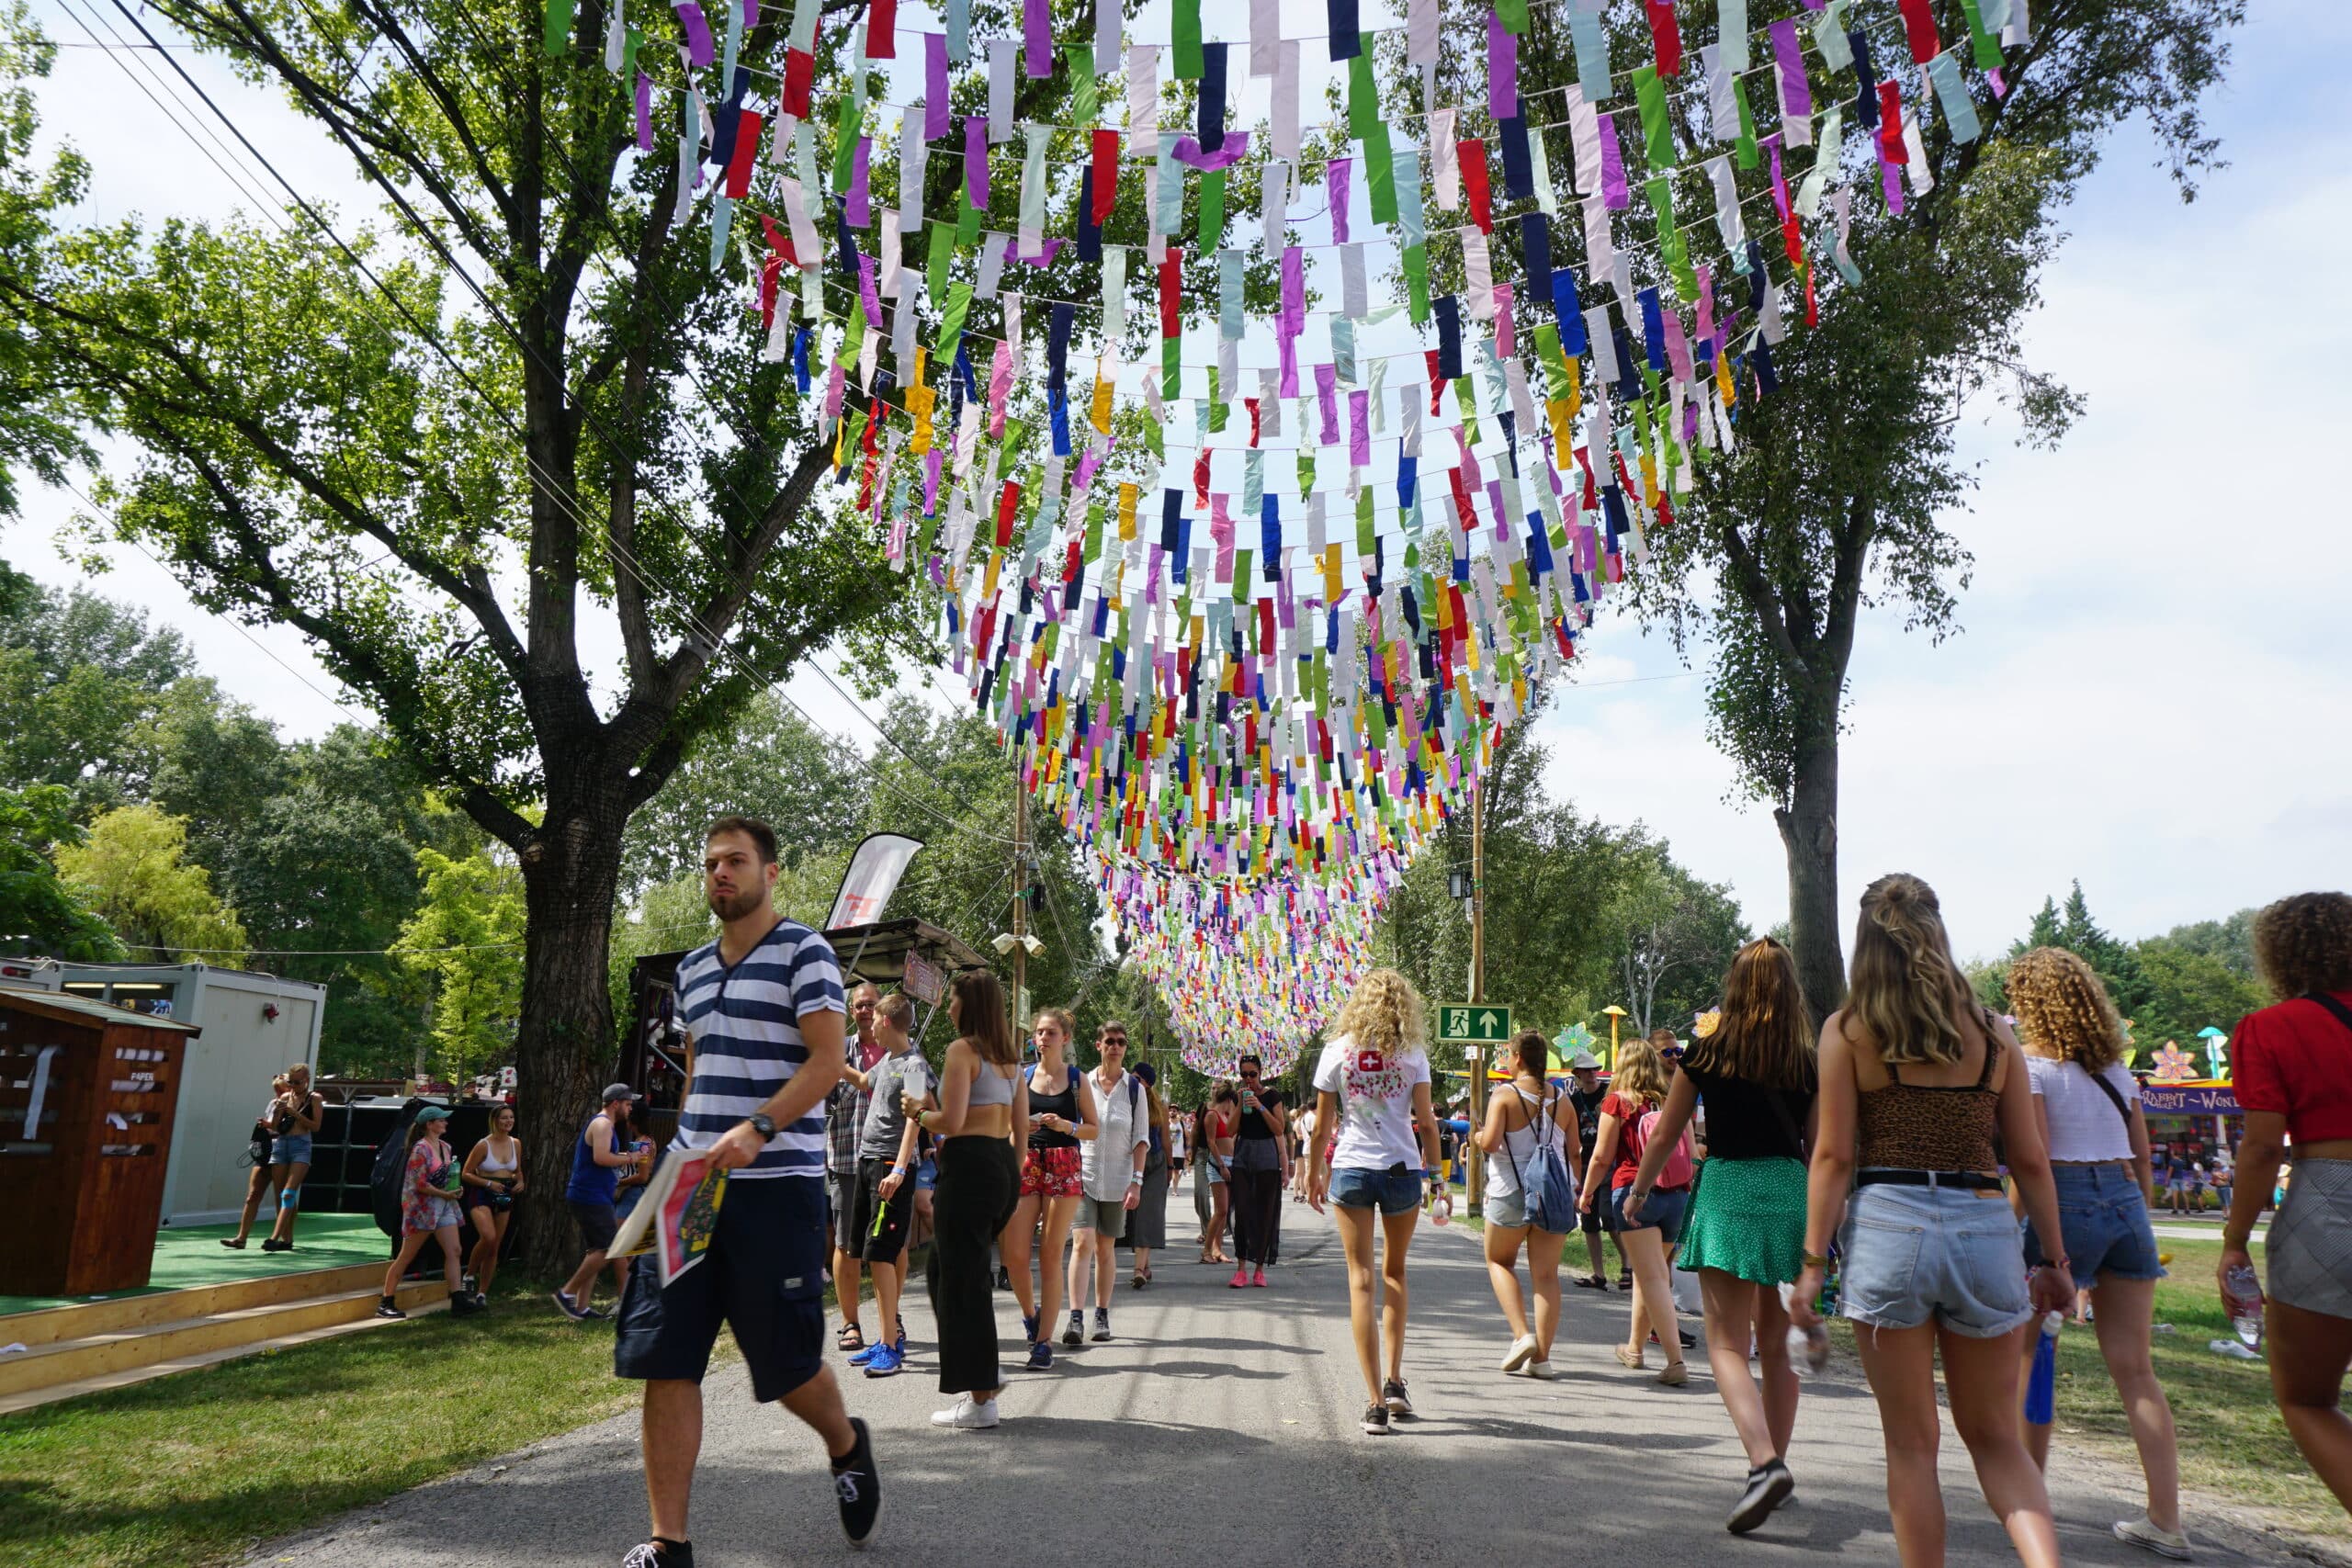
[1330, 968, 1429, 1061]
[2007, 948, 2126, 1071]
[2254, 892, 2352, 1000]
[1610, 1037, 1670, 1105]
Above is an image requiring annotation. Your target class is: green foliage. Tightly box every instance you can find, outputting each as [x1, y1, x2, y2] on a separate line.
[2008, 880, 2152, 1021]
[620, 692, 866, 896]
[608, 872, 720, 1026]
[392, 848, 523, 1085]
[1601, 849, 1752, 1037]
[0, 577, 193, 810]
[1996, 890, 2267, 1070]
[53, 804, 247, 962]
[0, 783, 120, 959]
[0, 9, 90, 515]
[2132, 940, 2264, 1067]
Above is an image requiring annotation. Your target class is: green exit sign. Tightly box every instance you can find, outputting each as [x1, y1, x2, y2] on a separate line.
[1438, 1004, 1514, 1043]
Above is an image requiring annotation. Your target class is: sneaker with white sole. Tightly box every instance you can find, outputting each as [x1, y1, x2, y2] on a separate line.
[1361, 1402, 1392, 1436]
[1091, 1308, 1112, 1342]
[1061, 1312, 1083, 1347]
[1382, 1378, 1413, 1416]
[1525, 1359, 1557, 1380]
[1501, 1334, 1539, 1372]
[930, 1395, 1001, 1430]
[831, 1416, 881, 1547]
[2113, 1517, 2193, 1561]
[1728, 1459, 1794, 1534]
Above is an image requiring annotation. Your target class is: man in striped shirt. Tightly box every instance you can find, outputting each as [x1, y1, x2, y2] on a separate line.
[612, 816, 880, 1568]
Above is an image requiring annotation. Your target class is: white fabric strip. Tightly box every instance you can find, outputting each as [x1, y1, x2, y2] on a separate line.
[1431, 108, 1461, 209]
[1566, 86, 1600, 197]
[1127, 44, 1158, 133]
[1272, 40, 1301, 159]
[988, 39, 1015, 142]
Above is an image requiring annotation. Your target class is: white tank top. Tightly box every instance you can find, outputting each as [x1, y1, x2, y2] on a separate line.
[1487, 1083, 1566, 1199]
[478, 1136, 519, 1174]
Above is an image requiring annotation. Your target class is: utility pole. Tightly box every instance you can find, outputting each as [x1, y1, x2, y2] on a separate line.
[1010, 773, 1029, 1032]
[1467, 774, 1487, 1219]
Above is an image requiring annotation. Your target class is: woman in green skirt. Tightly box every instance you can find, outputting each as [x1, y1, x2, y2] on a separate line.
[1625, 937, 1818, 1535]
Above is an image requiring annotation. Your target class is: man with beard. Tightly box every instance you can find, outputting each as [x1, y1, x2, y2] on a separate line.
[611, 816, 880, 1568]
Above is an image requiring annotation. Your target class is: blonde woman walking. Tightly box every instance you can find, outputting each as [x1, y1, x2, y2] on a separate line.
[1578, 1036, 1691, 1385]
[1476, 1030, 1577, 1379]
[1628, 938, 1816, 1532]
[1305, 969, 1441, 1436]
[2007, 947, 2186, 1557]
[1789, 874, 2075, 1568]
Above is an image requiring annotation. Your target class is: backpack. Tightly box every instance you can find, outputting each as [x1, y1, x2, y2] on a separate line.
[1631, 1102, 1696, 1190]
[1505, 1087, 1577, 1233]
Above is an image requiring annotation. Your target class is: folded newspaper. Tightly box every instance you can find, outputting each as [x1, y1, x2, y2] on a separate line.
[611, 1146, 729, 1286]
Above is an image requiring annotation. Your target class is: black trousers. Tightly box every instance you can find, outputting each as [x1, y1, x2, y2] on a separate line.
[928, 1135, 1020, 1396]
[1227, 1162, 1282, 1268]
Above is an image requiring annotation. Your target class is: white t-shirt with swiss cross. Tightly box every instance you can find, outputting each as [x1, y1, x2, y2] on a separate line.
[1313, 1032, 1432, 1172]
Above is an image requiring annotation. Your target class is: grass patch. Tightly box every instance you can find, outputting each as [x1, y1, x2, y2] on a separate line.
[0, 1281, 677, 1568]
[2042, 1237, 2345, 1540]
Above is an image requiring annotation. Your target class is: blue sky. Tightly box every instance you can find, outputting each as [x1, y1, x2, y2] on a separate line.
[9, 0, 2345, 959]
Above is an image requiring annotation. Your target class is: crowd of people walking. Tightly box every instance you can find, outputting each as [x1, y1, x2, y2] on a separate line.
[518, 812, 2348, 1568]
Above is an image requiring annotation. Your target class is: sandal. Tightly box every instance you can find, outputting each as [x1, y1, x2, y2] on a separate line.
[1131, 1272, 1148, 1291]
[1571, 1274, 1606, 1289]
[837, 1322, 865, 1352]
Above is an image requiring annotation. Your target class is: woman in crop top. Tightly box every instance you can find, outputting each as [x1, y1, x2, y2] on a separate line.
[1789, 874, 2073, 1568]
[460, 1101, 526, 1307]
[2007, 947, 2187, 1554]
[1626, 937, 1818, 1535]
[910, 968, 1026, 1429]
[1475, 1030, 1577, 1382]
[1194, 1087, 1238, 1264]
[2221, 892, 2352, 1518]
[999, 1007, 1095, 1372]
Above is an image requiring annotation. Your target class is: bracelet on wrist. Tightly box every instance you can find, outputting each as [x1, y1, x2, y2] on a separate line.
[1799, 1249, 1832, 1270]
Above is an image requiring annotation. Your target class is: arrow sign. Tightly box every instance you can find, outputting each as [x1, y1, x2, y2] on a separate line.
[1439, 1003, 1513, 1043]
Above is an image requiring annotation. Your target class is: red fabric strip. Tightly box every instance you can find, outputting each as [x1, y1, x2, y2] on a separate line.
[724, 108, 763, 198]
[1091, 130, 1120, 223]
[1459, 139, 1493, 232]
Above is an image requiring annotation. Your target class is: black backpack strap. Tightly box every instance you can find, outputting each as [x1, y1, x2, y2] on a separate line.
[2082, 1064, 2135, 1132]
[2304, 991, 2352, 1037]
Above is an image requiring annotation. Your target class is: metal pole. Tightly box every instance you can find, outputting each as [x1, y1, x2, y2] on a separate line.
[1467, 775, 1487, 1218]
[1010, 772, 1029, 1032]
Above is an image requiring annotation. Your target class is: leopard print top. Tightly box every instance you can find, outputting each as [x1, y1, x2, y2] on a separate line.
[1856, 1035, 2002, 1173]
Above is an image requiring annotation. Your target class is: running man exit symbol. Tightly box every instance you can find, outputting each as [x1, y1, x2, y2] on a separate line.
[1438, 1004, 1512, 1043]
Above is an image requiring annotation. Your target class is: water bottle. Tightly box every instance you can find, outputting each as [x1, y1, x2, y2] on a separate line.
[2222, 1263, 2264, 1348]
[1779, 1283, 1829, 1377]
[2024, 1311, 2062, 1425]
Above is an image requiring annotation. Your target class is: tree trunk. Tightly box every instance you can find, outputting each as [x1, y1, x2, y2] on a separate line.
[1774, 728, 1846, 1021]
[510, 795, 628, 1275]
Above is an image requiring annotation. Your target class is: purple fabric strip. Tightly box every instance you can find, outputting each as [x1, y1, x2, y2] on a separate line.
[847, 135, 874, 226]
[1024, 0, 1052, 76]
[1696, 263, 1715, 344]
[1172, 132, 1250, 170]
[1315, 364, 1339, 445]
[1488, 9, 1519, 121]
[858, 252, 884, 326]
[635, 72, 654, 152]
[925, 35, 949, 139]
[1770, 19, 1812, 123]
[1349, 390, 1371, 466]
[1879, 136, 1905, 214]
[674, 2, 714, 67]
[1663, 309, 1692, 382]
[1767, 134, 1790, 218]
[966, 116, 989, 207]
[1278, 332, 1299, 399]
[1327, 157, 1352, 243]
[1598, 116, 1628, 209]
[1280, 245, 1305, 334]
[1016, 237, 1068, 265]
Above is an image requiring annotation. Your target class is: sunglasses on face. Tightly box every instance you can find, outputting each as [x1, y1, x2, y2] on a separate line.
[1102, 1037, 1127, 1048]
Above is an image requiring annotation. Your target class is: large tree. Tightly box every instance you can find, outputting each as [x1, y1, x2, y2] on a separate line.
[1626, 0, 2243, 1010]
[0, 8, 88, 513]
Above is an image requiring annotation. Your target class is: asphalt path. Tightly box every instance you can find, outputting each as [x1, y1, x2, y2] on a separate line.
[251, 1184, 2321, 1568]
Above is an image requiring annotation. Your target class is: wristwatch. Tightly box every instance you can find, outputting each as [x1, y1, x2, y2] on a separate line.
[748, 1111, 777, 1139]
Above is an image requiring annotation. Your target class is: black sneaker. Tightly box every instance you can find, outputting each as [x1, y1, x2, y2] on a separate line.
[449, 1292, 482, 1318]
[1361, 1402, 1392, 1436]
[1382, 1378, 1413, 1417]
[1061, 1312, 1083, 1348]
[1026, 1339, 1054, 1371]
[1091, 1308, 1112, 1342]
[621, 1539, 695, 1568]
[1728, 1459, 1795, 1534]
[1679, 1328, 1698, 1349]
[831, 1416, 882, 1548]
[995, 1265, 1012, 1291]
[374, 1296, 405, 1320]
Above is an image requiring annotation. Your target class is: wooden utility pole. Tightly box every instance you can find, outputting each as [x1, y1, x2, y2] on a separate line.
[1467, 776, 1487, 1217]
[1010, 774, 1029, 1031]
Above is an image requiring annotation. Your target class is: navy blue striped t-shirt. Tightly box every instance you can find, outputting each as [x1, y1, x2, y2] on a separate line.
[673, 918, 845, 1179]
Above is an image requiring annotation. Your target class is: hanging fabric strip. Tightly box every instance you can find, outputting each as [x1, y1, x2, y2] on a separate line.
[1463, 228, 1495, 321]
[1102, 243, 1128, 339]
[1795, 105, 1840, 218]
[1568, 8, 1611, 100]
[1926, 51, 1982, 142]
[1173, 0, 1203, 78]
[1567, 85, 1600, 195]
[1250, 0, 1279, 74]
[1706, 154, 1743, 251]
[1771, 19, 1813, 147]
[1530, 126, 1558, 214]
[1407, 0, 1440, 66]
[1327, 156, 1353, 243]
[1633, 66, 1673, 169]
[1261, 158, 1288, 252]
[1597, 117, 1628, 209]
[1431, 111, 1461, 209]
[1896, 0, 1941, 63]
[1645, 0, 1681, 76]
[1580, 192, 1615, 302]
[1094, 0, 1119, 72]
[1814, 0, 1852, 71]
[988, 39, 1015, 141]
[1199, 41, 1228, 151]
[1704, 43, 1739, 142]
[1272, 39, 1301, 159]
[1489, 9, 1519, 120]
[1340, 243, 1368, 318]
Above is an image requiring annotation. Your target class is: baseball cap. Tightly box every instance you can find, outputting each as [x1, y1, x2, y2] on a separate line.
[601, 1082, 641, 1104]
[1568, 1052, 1602, 1071]
[410, 1102, 451, 1126]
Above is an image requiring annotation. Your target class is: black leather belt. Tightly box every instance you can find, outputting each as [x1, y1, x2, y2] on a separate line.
[1857, 1168, 2002, 1192]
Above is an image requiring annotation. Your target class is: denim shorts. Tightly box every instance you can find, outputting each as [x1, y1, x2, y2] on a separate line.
[1611, 1183, 1688, 1243]
[1839, 1180, 2033, 1338]
[269, 1134, 313, 1166]
[1330, 1165, 1421, 1216]
[2023, 1164, 2165, 1283]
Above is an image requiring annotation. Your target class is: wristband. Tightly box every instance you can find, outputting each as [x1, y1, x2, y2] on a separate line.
[889, 1163, 907, 1176]
[1799, 1249, 1832, 1269]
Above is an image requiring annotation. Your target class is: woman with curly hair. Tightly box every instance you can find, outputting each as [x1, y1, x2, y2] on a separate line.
[2008, 947, 2186, 1557]
[1626, 937, 1817, 1532]
[1305, 968, 1441, 1436]
[2221, 891, 2352, 1517]
[1789, 874, 2074, 1568]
